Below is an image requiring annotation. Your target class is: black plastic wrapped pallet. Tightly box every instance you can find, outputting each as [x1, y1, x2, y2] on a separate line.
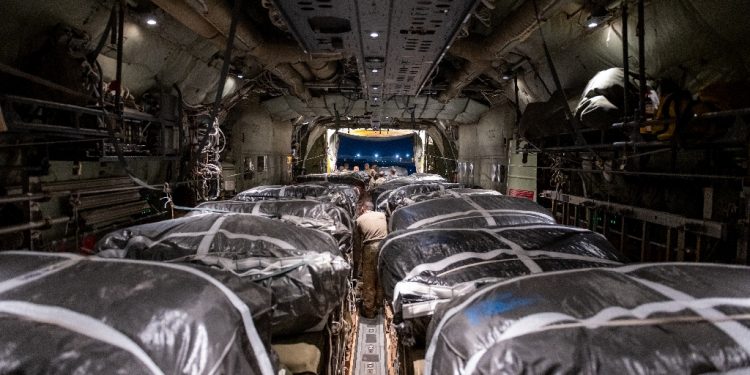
[95, 213, 350, 336]
[425, 263, 750, 374]
[0, 251, 276, 375]
[370, 175, 448, 202]
[235, 183, 360, 217]
[190, 200, 354, 254]
[317, 183, 362, 215]
[295, 171, 370, 188]
[378, 224, 626, 345]
[401, 188, 502, 207]
[369, 178, 422, 203]
[374, 182, 461, 214]
[234, 184, 328, 201]
[389, 194, 555, 231]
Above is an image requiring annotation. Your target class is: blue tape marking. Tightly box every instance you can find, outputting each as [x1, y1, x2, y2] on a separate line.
[465, 292, 535, 325]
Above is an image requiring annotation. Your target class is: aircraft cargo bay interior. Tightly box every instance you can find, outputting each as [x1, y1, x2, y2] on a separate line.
[1, 0, 750, 374]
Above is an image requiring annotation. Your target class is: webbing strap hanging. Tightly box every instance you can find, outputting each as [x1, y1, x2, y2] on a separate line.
[194, 0, 243, 201]
[530, 0, 597, 155]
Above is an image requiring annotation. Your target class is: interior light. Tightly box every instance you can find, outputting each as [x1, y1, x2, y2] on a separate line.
[373, 97, 379, 101]
[586, 5, 609, 30]
[372, 69, 378, 73]
[346, 116, 352, 120]
[370, 32, 379, 38]
[373, 86, 379, 90]
[374, 153, 379, 158]
[395, 154, 400, 158]
[356, 153, 361, 157]
[146, 18, 158, 26]
[237, 74, 244, 79]
[502, 70, 514, 80]
[406, 153, 410, 157]
[385, 116, 389, 119]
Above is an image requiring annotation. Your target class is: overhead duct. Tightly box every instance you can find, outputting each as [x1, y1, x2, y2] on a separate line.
[291, 62, 315, 81]
[438, 0, 563, 103]
[261, 95, 489, 124]
[307, 59, 338, 81]
[270, 64, 311, 100]
[151, 0, 342, 101]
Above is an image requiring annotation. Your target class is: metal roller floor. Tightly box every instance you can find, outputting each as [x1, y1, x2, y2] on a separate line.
[353, 314, 387, 375]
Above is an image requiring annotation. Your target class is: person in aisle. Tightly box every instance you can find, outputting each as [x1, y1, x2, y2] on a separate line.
[372, 171, 386, 186]
[367, 164, 379, 188]
[355, 200, 388, 318]
[353, 165, 360, 172]
[370, 164, 379, 178]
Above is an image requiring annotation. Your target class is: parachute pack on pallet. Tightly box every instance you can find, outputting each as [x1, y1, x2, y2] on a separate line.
[235, 183, 360, 217]
[389, 194, 553, 232]
[95, 213, 350, 336]
[191, 199, 353, 254]
[0, 251, 275, 375]
[295, 171, 370, 188]
[425, 263, 750, 374]
[379, 224, 625, 345]
[374, 182, 461, 214]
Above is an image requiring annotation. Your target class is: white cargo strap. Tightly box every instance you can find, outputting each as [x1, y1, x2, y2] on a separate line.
[0, 256, 81, 295]
[463, 196, 496, 226]
[251, 201, 263, 215]
[629, 276, 750, 354]
[491, 223, 589, 233]
[0, 300, 164, 375]
[89, 257, 275, 375]
[402, 299, 448, 319]
[462, 296, 750, 374]
[197, 215, 227, 255]
[405, 209, 552, 229]
[209, 328, 239, 375]
[485, 231, 543, 274]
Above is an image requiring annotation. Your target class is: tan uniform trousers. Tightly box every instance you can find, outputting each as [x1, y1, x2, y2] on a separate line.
[361, 240, 383, 318]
